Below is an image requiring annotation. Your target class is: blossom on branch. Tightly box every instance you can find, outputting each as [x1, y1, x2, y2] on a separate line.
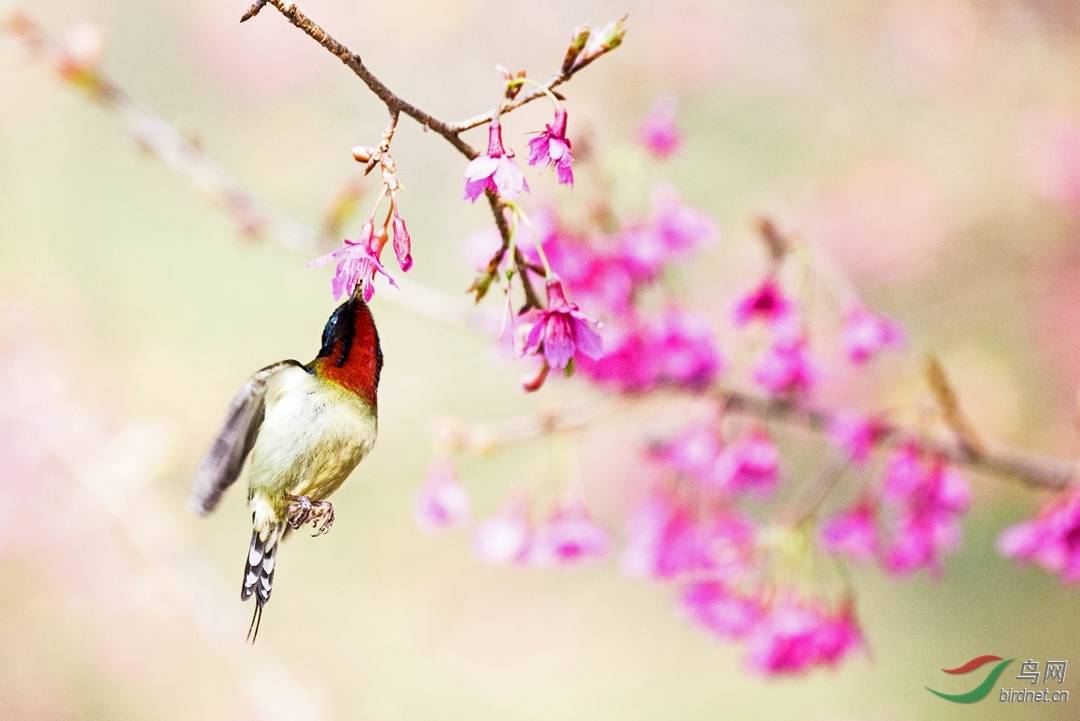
[732, 279, 794, 327]
[463, 120, 528, 201]
[743, 600, 862, 675]
[681, 581, 763, 640]
[523, 278, 604, 370]
[529, 504, 611, 566]
[712, 429, 781, 498]
[819, 499, 879, 562]
[880, 445, 970, 576]
[307, 220, 397, 301]
[528, 106, 574, 186]
[843, 307, 905, 364]
[998, 491, 1080, 582]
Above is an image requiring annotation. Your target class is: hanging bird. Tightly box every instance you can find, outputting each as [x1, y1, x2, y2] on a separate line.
[187, 295, 382, 641]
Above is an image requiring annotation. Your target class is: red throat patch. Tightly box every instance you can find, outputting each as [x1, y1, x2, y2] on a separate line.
[312, 300, 380, 407]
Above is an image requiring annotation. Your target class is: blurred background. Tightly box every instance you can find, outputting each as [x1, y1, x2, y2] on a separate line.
[2, 0, 1080, 719]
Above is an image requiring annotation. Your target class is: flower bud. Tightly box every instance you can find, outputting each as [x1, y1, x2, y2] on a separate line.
[561, 25, 591, 75]
[352, 146, 376, 163]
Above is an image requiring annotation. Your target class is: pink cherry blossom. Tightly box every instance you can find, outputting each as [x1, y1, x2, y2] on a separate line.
[998, 491, 1080, 582]
[463, 120, 528, 201]
[472, 503, 532, 565]
[732, 279, 794, 327]
[523, 278, 604, 370]
[819, 499, 879, 562]
[637, 95, 683, 160]
[752, 336, 817, 397]
[828, 413, 883, 465]
[529, 505, 610, 567]
[843, 307, 905, 364]
[577, 310, 723, 394]
[681, 581, 763, 640]
[527, 106, 574, 186]
[619, 187, 718, 280]
[648, 310, 724, 390]
[413, 459, 471, 534]
[621, 494, 755, 581]
[652, 421, 721, 483]
[712, 430, 781, 498]
[391, 209, 413, 272]
[307, 220, 398, 301]
[880, 447, 970, 576]
[743, 600, 862, 675]
[652, 185, 719, 255]
[620, 495, 712, 580]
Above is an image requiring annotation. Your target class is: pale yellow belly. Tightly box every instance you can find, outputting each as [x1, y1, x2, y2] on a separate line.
[245, 366, 377, 534]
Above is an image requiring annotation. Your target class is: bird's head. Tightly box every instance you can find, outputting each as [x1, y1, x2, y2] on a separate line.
[310, 296, 382, 407]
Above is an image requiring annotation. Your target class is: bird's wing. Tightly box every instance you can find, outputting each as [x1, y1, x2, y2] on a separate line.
[187, 360, 304, 517]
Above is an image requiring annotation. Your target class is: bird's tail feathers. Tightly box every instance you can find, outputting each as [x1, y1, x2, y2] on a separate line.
[242, 526, 281, 643]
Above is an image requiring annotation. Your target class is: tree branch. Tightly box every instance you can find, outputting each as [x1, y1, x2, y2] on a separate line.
[247, 0, 478, 159]
[717, 390, 1077, 492]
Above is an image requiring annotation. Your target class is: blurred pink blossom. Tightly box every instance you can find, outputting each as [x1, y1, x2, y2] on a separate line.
[752, 336, 816, 397]
[819, 499, 879, 562]
[842, 308, 905, 364]
[652, 420, 721, 483]
[413, 459, 471, 534]
[743, 600, 862, 675]
[732, 279, 793, 327]
[637, 95, 683, 160]
[529, 505, 610, 567]
[880, 445, 970, 576]
[681, 581, 763, 640]
[577, 309, 723, 393]
[712, 429, 781, 498]
[828, 413, 883, 465]
[472, 503, 532, 565]
[998, 491, 1080, 583]
[618, 185, 718, 280]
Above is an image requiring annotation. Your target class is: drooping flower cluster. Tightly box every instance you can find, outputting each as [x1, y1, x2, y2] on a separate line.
[309, 153, 413, 301]
[998, 491, 1080, 582]
[416, 97, 982, 677]
[819, 443, 971, 577]
[472, 498, 611, 568]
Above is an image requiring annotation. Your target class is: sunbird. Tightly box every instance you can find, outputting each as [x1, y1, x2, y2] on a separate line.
[187, 295, 381, 640]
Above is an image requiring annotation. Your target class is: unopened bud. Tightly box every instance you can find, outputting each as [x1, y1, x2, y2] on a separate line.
[561, 25, 591, 75]
[352, 146, 376, 163]
[574, 16, 627, 70]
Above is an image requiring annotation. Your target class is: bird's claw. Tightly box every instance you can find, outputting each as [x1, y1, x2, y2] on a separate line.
[285, 494, 334, 537]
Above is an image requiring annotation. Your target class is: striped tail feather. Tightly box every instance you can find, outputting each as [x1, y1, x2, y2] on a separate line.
[242, 526, 281, 642]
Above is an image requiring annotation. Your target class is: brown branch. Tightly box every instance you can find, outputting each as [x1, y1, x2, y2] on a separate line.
[718, 390, 1077, 492]
[243, 1, 620, 311]
[247, 0, 478, 159]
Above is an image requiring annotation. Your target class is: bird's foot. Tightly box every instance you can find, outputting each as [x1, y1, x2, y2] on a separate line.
[285, 494, 334, 537]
